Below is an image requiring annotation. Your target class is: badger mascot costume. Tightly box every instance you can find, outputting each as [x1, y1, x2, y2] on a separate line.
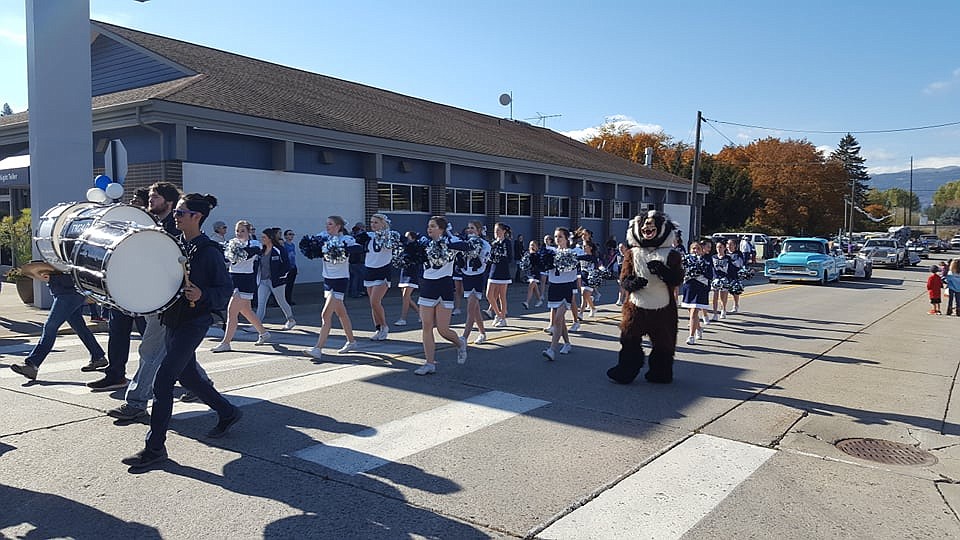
[607, 210, 684, 384]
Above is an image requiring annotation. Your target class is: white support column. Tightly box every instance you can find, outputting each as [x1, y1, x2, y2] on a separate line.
[26, 1, 93, 307]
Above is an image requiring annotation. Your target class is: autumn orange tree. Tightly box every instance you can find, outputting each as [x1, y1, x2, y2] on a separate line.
[717, 137, 846, 236]
[582, 120, 677, 165]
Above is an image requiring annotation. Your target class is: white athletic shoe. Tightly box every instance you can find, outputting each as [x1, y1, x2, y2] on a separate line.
[457, 337, 468, 364]
[686, 336, 696, 345]
[570, 322, 581, 332]
[394, 319, 407, 327]
[414, 363, 436, 375]
[544, 326, 554, 335]
[731, 305, 739, 313]
[210, 342, 231, 353]
[452, 308, 462, 315]
[559, 342, 572, 354]
[494, 318, 507, 328]
[710, 314, 719, 322]
[473, 333, 486, 345]
[380, 325, 389, 340]
[483, 308, 495, 319]
[588, 309, 596, 318]
[534, 299, 543, 307]
[283, 318, 297, 330]
[720, 311, 727, 320]
[522, 301, 529, 310]
[542, 348, 556, 361]
[701, 316, 710, 326]
[255, 332, 271, 345]
[615, 300, 623, 307]
[305, 347, 323, 360]
[695, 328, 703, 340]
[337, 341, 358, 354]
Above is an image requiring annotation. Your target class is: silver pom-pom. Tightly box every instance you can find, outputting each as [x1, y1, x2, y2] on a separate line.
[225, 238, 250, 265]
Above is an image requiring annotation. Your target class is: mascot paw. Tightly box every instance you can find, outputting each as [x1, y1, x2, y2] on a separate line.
[644, 371, 673, 384]
[621, 275, 648, 292]
[646, 260, 668, 278]
[607, 365, 638, 384]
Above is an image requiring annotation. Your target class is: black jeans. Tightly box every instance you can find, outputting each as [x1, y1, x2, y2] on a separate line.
[284, 266, 298, 304]
[105, 308, 146, 382]
[146, 316, 236, 451]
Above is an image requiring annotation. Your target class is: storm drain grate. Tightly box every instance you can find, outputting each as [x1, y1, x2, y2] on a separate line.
[835, 438, 938, 466]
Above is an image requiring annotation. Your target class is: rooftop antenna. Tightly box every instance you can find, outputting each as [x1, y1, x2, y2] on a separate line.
[524, 112, 562, 127]
[499, 92, 513, 120]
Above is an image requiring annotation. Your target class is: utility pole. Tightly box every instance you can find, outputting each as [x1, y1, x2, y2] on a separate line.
[690, 111, 702, 240]
[908, 156, 914, 226]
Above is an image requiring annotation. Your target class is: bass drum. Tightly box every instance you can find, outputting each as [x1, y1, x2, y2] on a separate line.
[58, 203, 156, 266]
[72, 221, 186, 316]
[35, 202, 94, 271]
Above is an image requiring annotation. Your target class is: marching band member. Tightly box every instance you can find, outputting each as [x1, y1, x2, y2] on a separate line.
[356, 213, 400, 340]
[485, 222, 514, 327]
[414, 216, 471, 375]
[460, 220, 491, 345]
[122, 193, 238, 470]
[304, 216, 364, 361]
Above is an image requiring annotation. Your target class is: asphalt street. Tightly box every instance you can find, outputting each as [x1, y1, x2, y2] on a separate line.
[1, 257, 959, 539]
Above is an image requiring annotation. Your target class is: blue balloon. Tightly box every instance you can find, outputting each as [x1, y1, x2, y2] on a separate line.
[94, 174, 111, 190]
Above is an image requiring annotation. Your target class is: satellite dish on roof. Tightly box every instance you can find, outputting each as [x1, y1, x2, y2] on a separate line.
[499, 93, 512, 106]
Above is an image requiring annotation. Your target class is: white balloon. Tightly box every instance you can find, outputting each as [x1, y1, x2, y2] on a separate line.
[86, 187, 108, 203]
[105, 182, 124, 200]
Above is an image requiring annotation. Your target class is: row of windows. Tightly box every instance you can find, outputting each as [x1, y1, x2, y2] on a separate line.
[377, 183, 632, 218]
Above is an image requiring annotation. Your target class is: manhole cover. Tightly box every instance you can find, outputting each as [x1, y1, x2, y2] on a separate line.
[836, 438, 938, 466]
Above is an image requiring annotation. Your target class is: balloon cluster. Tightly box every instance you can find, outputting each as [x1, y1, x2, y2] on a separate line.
[86, 174, 124, 203]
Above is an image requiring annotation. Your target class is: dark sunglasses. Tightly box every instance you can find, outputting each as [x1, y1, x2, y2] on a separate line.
[173, 209, 201, 217]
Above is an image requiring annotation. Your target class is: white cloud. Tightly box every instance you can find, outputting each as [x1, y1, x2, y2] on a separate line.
[869, 156, 960, 174]
[923, 67, 960, 95]
[559, 115, 662, 142]
[0, 15, 26, 46]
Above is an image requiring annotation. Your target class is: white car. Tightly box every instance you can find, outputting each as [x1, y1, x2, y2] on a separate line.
[951, 235, 960, 249]
[859, 238, 907, 268]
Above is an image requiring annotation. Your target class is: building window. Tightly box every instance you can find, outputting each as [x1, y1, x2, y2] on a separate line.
[582, 198, 603, 219]
[613, 201, 631, 219]
[378, 183, 430, 212]
[499, 192, 532, 216]
[545, 195, 570, 218]
[446, 188, 486, 214]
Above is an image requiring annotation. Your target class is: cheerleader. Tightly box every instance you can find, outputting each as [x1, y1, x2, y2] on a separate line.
[710, 240, 734, 320]
[210, 220, 270, 352]
[520, 240, 543, 309]
[394, 231, 426, 326]
[356, 213, 400, 340]
[461, 220, 492, 345]
[679, 241, 714, 345]
[304, 216, 364, 361]
[415, 216, 472, 375]
[726, 239, 747, 312]
[254, 228, 296, 330]
[578, 240, 602, 318]
[699, 238, 715, 325]
[541, 227, 585, 360]
[484, 222, 514, 327]
[451, 249, 465, 316]
[540, 235, 555, 301]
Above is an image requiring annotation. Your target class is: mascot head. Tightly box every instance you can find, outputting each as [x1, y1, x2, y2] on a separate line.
[627, 210, 677, 249]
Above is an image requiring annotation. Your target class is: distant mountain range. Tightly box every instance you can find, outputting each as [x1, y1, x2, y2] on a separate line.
[868, 166, 960, 209]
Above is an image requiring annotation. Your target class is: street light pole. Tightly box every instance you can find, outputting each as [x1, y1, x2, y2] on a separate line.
[690, 111, 702, 240]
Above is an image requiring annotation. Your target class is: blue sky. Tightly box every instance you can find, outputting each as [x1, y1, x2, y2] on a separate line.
[2, 0, 959, 176]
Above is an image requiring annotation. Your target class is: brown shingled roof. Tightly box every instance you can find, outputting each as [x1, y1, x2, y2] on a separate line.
[13, 20, 692, 186]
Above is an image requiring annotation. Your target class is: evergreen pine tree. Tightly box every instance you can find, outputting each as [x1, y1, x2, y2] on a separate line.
[830, 133, 871, 227]
[1, 103, 13, 116]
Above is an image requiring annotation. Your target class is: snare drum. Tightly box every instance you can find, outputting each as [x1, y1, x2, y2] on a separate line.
[72, 221, 186, 316]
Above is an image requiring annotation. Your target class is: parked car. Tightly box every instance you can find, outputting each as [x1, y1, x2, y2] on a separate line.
[951, 235, 960, 249]
[764, 237, 843, 284]
[918, 234, 947, 253]
[859, 238, 907, 268]
[906, 239, 930, 259]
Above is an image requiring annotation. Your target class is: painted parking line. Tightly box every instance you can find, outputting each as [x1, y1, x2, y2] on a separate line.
[172, 363, 399, 418]
[539, 434, 775, 540]
[294, 390, 550, 474]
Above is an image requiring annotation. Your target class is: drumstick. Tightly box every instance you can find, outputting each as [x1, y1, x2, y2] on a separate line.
[178, 255, 195, 308]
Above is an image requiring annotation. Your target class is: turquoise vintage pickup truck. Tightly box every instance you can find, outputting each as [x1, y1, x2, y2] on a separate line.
[764, 237, 843, 284]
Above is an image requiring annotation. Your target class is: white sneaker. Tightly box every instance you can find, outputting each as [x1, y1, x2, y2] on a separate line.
[457, 337, 468, 364]
[686, 336, 696, 345]
[494, 318, 507, 328]
[731, 305, 739, 313]
[380, 325, 389, 340]
[522, 301, 529, 310]
[283, 318, 297, 330]
[414, 363, 436, 375]
[695, 328, 703, 340]
[588, 309, 596, 318]
[534, 299, 543, 307]
[370, 328, 385, 341]
[255, 332, 271, 345]
[720, 311, 727, 320]
[542, 348, 556, 361]
[394, 319, 407, 327]
[544, 326, 554, 335]
[483, 308, 495, 319]
[338, 341, 358, 354]
[710, 314, 719, 322]
[615, 300, 623, 306]
[452, 308, 462, 315]
[305, 347, 323, 360]
[559, 342, 572, 354]
[473, 333, 486, 345]
[570, 322, 581, 332]
[210, 342, 231, 353]
[701, 316, 710, 326]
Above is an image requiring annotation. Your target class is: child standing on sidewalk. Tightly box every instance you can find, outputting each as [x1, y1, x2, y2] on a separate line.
[927, 265, 943, 315]
[946, 259, 960, 316]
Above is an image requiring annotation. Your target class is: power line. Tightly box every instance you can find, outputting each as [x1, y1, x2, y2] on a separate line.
[702, 117, 960, 135]
[702, 119, 737, 146]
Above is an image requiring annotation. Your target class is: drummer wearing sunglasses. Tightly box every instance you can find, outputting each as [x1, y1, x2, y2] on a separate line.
[122, 193, 239, 471]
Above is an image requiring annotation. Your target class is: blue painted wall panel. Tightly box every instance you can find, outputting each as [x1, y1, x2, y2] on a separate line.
[92, 125, 173, 168]
[293, 144, 364, 177]
[450, 164, 488, 190]
[91, 36, 187, 97]
[189, 130, 273, 169]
